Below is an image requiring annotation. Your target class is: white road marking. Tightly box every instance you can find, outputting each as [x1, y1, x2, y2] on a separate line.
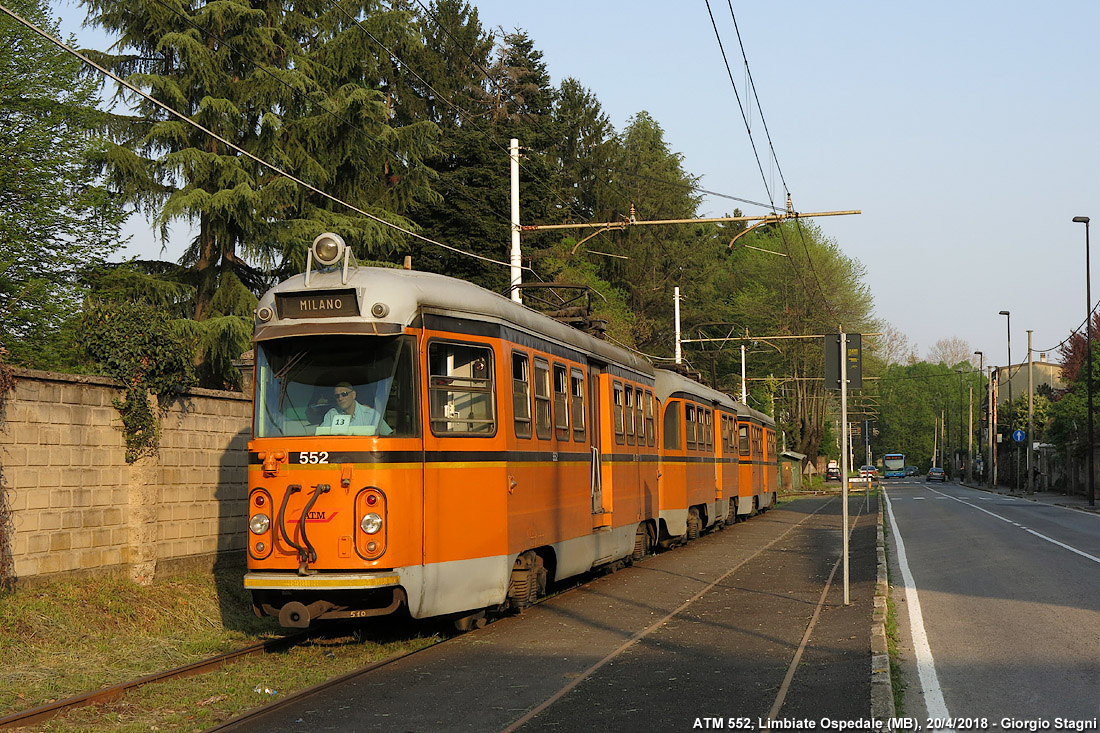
[927, 488, 1100, 565]
[883, 490, 954, 725]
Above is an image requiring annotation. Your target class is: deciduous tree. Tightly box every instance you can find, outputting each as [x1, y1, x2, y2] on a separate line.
[0, 0, 125, 367]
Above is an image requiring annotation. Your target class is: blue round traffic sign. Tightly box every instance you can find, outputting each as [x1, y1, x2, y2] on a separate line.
[1012, 429, 1026, 443]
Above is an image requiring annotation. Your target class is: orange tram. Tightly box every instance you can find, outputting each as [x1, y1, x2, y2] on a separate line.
[245, 234, 778, 629]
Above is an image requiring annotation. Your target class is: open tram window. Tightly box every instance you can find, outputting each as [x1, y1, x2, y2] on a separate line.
[533, 358, 551, 440]
[613, 381, 625, 444]
[633, 385, 642, 442]
[512, 351, 532, 439]
[553, 364, 569, 440]
[624, 386, 635, 445]
[570, 368, 586, 442]
[428, 341, 495, 436]
[739, 424, 750, 456]
[254, 334, 418, 438]
[685, 404, 697, 449]
[645, 391, 655, 447]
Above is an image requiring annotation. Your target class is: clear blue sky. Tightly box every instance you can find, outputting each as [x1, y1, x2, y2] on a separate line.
[469, 0, 1100, 369]
[56, 0, 1100, 369]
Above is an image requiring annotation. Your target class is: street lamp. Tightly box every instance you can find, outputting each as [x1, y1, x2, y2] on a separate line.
[999, 310, 1014, 491]
[1073, 215, 1094, 507]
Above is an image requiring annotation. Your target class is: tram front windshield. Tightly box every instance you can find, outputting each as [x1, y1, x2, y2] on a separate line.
[254, 335, 418, 438]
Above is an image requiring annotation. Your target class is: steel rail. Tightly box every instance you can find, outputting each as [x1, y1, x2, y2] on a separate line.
[0, 632, 311, 729]
[206, 643, 432, 731]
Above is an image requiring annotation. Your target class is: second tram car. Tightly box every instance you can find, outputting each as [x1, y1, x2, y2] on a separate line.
[244, 234, 777, 628]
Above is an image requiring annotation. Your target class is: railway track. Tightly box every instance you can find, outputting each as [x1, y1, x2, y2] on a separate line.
[0, 632, 312, 730]
[206, 495, 878, 732]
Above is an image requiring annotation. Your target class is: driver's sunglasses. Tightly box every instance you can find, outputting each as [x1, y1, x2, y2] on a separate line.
[334, 390, 352, 398]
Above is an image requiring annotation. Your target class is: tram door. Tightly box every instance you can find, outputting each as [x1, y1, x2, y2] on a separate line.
[588, 362, 611, 528]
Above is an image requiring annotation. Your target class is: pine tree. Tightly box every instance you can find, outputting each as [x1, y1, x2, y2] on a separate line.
[81, 0, 442, 317]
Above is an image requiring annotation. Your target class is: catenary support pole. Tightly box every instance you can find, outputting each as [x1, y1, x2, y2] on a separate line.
[510, 138, 522, 303]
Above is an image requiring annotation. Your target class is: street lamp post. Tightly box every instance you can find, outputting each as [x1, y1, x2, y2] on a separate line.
[1073, 216, 1094, 507]
[956, 369, 964, 478]
[999, 310, 1014, 491]
[975, 350, 984, 484]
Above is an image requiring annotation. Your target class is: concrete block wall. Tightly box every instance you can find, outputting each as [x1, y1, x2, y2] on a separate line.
[0, 368, 251, 584]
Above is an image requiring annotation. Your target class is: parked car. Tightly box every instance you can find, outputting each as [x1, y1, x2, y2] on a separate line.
[825, 464, 841, 481]
[904, 466, 919, 476]
[858, 465, 877, 479]
[927, 467, 946, 482]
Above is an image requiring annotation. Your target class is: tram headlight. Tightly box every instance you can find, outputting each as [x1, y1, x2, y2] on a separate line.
[249, 513, 271, 535]
[312, 232, 346, 265]
[361, 512, 383, 535]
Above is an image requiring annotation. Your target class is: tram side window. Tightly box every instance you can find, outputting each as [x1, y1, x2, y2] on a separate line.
[624, 386, 635, 445]
[704, 409, 713, 450]
[428, 342, 495, 436]
[663, 401, 681, 450]
[553, 364, 569, 440]
[635, 388, 645, 446]
[512, 351, 531, 439]
[534, 358, 552, 440]
[645, 391, 655, 447]
[570, 369, 586, 442]
[739, 424, 750, 456]
[686, 404, 696, 450]
[613, 382, 625, 443]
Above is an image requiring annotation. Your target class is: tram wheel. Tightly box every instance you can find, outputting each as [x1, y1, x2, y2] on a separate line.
[507, 550, 547, 612]
[686, 507, 701, 540]
[453, 610, 487, 632]
[631, 523, 652, 561]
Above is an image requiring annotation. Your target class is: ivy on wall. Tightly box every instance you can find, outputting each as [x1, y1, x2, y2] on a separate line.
[0, 347, 15, 590]
[80, 301, 196, 462]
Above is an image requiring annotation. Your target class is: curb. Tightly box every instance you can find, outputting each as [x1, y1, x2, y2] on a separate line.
[871, 495, 895, 720]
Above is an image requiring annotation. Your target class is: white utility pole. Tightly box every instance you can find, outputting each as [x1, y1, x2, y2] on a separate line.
[740, 343, 747, 403]
[674, 287, 682, 364]
[509, 138, 522, 303]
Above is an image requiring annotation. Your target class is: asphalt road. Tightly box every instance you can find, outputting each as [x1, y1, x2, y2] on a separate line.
[884, 478, 1100, 729]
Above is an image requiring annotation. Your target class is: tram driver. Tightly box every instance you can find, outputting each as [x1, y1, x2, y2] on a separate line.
[318, 381, 394, 435]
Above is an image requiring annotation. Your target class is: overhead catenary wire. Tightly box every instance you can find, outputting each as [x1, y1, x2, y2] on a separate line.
[725, 0, 789, 199]
[703, 0, 776, 213]
[0, 0, 523, 271]
[142, 0, 528, 242]
[703, 2, 840, 319]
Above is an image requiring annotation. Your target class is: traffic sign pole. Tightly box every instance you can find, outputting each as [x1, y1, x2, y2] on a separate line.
[840, 329, 850, 606]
